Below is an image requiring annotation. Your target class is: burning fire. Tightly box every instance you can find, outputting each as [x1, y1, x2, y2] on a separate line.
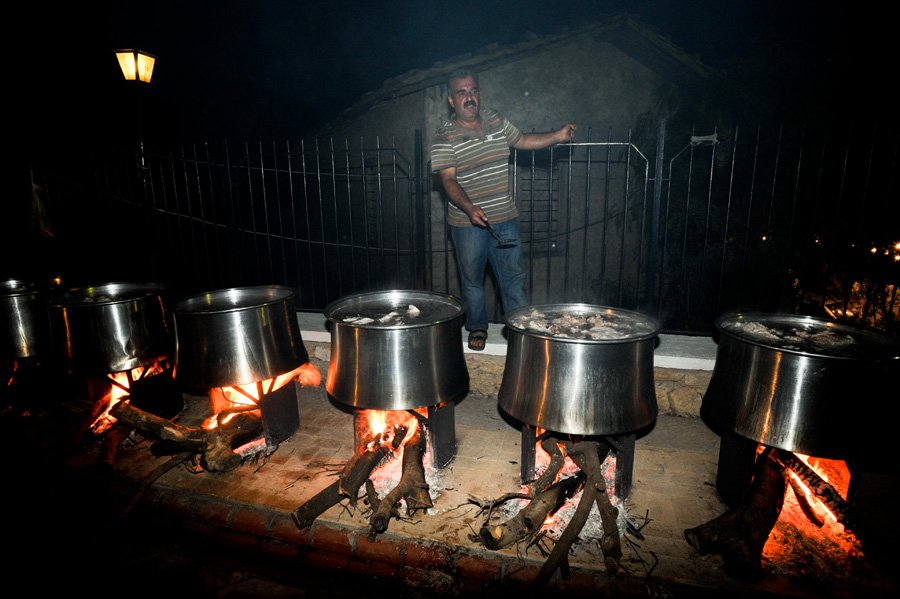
[91, 361, 167, 434]
[355, 408, 427, 491]
[531, 430, 621, 532]
[765, 450, 863, 569]
[206, 362, 321, 429]
[359, 408, 421, 451]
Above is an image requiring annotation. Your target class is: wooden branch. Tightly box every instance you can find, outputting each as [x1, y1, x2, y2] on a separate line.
[369, 423, 432, 534]
[684, 448, 787, 581]
[478, 472, 584, 550]
[292, 426, 408, 530]
[528, 436, 565, 496]
[787, 474, 825, 527]
[534, 441, 622, 587]
[199, 412, 262, 472]
[109, 400, 207, 449]
[341, 425, 408, 507]
[771, 448, 854, 530]
[292, 479, 344, 530]
[567, 441, 622, 572]
[109, 399, 263, 473]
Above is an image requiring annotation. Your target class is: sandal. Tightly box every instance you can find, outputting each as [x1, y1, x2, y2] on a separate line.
[468, 329, 488, 351]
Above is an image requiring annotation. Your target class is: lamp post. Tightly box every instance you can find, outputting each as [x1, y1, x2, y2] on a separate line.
[115, 49, 157, 256]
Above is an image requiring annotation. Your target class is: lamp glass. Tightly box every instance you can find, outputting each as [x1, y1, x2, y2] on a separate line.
[115, 49, 155, 83]
[116, 50, 137, 81]
[137, 53, 155, 83]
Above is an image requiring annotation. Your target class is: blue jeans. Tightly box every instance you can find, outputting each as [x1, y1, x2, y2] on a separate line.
[450, 218, 528, 332]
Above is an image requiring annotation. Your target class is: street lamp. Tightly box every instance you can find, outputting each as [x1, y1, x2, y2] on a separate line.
[115, 49, 156, 83]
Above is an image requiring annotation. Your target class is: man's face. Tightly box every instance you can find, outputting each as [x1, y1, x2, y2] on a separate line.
[448, 75, 480, 122]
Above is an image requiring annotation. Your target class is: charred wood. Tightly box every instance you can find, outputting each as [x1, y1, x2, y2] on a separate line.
[199, 412, 261, 472]
[528, 437, 565, 496]
[565, 441, 622, 572]
[771, 448, 854, 531]
[109, 400, 206, 450]
[292, 426, 407, 530]
[109, 399, 260, 472]
[341, 425, 408, 507]
[683, 448, 787, 581]
[787, 474, 826, 528]
[369, 424, 431, 534]
[533, 441, 621, 587]
[292, 480, 345, 530]
[478, 472, 584, 550]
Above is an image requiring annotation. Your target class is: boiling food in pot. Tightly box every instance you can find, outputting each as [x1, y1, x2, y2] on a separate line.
[340, 304, 421, 325]
[722, 320, 856, 354]
[508, 307, 657, 340]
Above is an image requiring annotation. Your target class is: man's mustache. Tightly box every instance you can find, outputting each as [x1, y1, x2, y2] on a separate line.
[464, 100, 476, 108]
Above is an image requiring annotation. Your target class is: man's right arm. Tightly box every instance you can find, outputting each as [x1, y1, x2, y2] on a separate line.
[438, 167, 487, 226]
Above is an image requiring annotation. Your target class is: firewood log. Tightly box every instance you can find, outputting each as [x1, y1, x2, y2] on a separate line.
[478, 472, 584, 550]
[562, 441, 622, 572]
[533, 441, 621, 587]
[109, 399, 262, 472]
[369, 424, 432, 534]
[683, 449, 787, 581]
[292, 426, 408, 530]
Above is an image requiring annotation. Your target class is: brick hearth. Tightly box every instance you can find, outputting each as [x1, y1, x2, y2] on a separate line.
[4, 326, 898, 598]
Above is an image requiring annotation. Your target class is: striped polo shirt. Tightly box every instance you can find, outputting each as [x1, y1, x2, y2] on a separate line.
[431, 108, 523, 227]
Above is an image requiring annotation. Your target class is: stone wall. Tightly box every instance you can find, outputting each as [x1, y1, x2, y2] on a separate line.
[306, 341, 711, 419]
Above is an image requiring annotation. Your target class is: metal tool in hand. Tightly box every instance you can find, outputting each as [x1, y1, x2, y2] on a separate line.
[484, 222, 517, 249]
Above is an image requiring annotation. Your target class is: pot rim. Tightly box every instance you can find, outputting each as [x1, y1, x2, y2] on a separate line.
[1, 279, 41, 298]
[174, 285, 296, 315]
[50, 281, 167, 308]
[715, 311, 900, 361]
[324, 289, 465, 330]
[504, 303, 660, 344]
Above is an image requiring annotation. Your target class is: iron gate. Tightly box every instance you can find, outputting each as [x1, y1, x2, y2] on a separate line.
[23, 120, 900, 336]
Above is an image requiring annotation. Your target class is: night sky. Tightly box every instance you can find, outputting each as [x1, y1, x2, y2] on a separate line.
[16, 0, 888, 151]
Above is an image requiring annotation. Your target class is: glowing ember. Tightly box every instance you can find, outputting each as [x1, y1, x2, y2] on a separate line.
[205, 362, 320, 430]
[764, 451, 865, 578]
[357, 408, 430, 495]
[519, 432, 625, 541]
[90, 361, 167, 434]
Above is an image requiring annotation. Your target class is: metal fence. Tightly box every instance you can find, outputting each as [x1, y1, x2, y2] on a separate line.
[29, 120, 899, 336]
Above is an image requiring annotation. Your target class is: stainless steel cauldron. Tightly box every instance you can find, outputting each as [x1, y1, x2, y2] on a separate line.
[498, 304, 660, 436]
[1, 279, 48, 360]
[172, 285, 309, 392]
[702, 312, 900, 459]
[324, 290, 468, 410]
[48, 282, 171, 375]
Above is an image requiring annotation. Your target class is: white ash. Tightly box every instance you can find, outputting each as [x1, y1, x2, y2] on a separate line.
[508, 308, 656, 340]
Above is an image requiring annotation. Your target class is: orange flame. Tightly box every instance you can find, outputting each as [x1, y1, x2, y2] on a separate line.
[91, 362, 165, 434]
[205, 362, 321, 430]
[765, 450, 862, 563]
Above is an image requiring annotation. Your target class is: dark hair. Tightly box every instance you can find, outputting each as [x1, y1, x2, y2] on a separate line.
[446, 69, 478, 96]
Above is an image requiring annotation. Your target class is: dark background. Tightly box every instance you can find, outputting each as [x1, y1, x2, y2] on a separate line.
[14, 0, 892, 151]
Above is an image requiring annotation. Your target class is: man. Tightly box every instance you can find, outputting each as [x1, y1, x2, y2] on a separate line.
[430, 69, 576, 350]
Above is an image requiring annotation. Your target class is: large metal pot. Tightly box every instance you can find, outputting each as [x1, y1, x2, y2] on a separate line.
[498, 304, 660, 436]
[173, 285, 309, 392]
[1, 279, 48, 360]
[324, 290, 468, 410]
[48, 282, 171, 375]
[702, 312, 900, 459]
